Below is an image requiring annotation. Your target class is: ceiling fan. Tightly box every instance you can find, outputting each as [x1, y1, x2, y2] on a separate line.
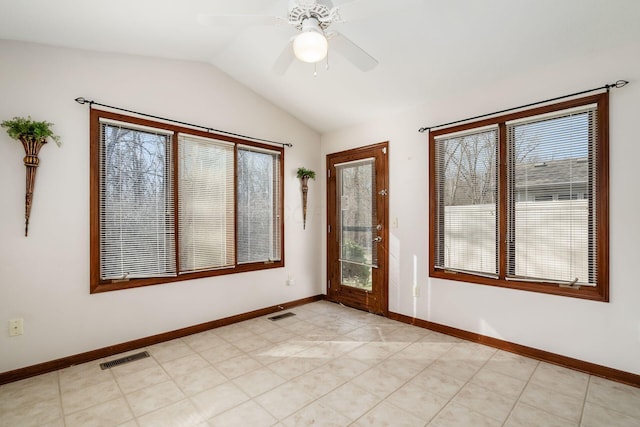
[198, 0, 381, 74]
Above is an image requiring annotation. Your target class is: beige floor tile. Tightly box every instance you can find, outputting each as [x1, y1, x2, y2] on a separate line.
[182, 331, 226, 353]
[109, 354, 159, 378]
[5, 301, 640, 427]
[418, 331, 462, 345]
[215, 354, 263, 379]
[351, 366, 408, 398]
[61, 378, 122, 414]
[410, 368, 466, 399]
[215, 325, 257, 343]
[504, 402, 577, 427]
[586, 376, 640, 419]
[137, 399, 203, 427]
[519, 382, 583, 423]
[199, 341, 243, 364]
[428, 402, 502, 427]
[283, 401, 352, 427]
[470, 367, 527, 399]
[389, 341, 450, 363]
[319, 382, 381, 421]
[385, 382, 448, 423]
[483, 350, 538, 381]
[233, 334, 273, 353]
[147, 340, 195, 363]
[324, 357, 371, 380]
[115, 364, 170, 394]
[347, 341, 410, 361]
[429, 352, 485, 382]
[255, 382, 316, 420]
[209, 400, 278, 427]
[58, 361, 114, 394]
[375, 358, 427, 382]
[353, 401, 427, 427]
[64, 397, 133, 427]
[581, 401, 640, 427]
[290, 365, 347, 398]
[0, 396, 63, 427]
[268, 356, 327, 380]
[529, 362, 589, 400]
[174, 366, 228, 396]
[451, 383, 516, 423]
[125, 380, 185, 417]
[232, 366, 287, 397]
[190, 381, 250, 420]
[161, 353, 210, 379]
[0, 371, 60, 412]
[261, 327, 300, 343]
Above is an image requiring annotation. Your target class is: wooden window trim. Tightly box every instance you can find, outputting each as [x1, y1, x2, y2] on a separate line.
[429, 93, 609, 301]
[90, 109, 285, 294]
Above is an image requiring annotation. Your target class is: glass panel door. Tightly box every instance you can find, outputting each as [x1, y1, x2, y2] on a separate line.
[336, 158, 377, 291]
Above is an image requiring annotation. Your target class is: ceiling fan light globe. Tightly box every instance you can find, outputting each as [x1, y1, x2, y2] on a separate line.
[293, 31, 328, 63]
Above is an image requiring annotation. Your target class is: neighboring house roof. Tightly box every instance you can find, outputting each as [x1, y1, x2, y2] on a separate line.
[515, 157, 588, 190]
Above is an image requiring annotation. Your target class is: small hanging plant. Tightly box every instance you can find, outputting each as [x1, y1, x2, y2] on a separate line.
[2, 116, 61, 236]
[2, 116, 61, 146]
[296, 167, 316, 230]
[296, 167, 316, 180]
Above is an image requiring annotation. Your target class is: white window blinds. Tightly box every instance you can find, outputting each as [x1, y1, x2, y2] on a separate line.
[178, 134, 235, 272]
[506, 105, 598, 285]
[434, 127, 499, 277]
[237, 145, 281, 263]
[99, 120, 176, 280]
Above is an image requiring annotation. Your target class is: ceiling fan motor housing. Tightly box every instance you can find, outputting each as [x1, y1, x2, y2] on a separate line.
[288, 0, 334, 30]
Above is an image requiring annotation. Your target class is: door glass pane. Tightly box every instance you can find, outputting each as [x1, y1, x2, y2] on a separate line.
[336, 158, 376, 291]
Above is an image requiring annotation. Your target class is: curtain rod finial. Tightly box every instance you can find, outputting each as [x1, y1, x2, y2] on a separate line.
[75, 97, 86, 104]
[418, 127, 429, 133]
[615, 80, 629, 88]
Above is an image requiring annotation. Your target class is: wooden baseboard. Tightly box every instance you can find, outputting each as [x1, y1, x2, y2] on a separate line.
[0, 295, 324, 385]
[388, 311, 640, 388]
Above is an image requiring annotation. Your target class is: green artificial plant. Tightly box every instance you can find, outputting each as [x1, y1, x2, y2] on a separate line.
[1, 116, 61, 146]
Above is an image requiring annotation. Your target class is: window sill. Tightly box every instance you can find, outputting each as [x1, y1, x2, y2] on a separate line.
[91, 261, 284, 294]
[429, 269, 609, 302]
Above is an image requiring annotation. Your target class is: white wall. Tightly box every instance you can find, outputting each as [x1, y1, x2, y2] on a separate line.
[321, 40, 640, 376]
[0, 40, 323, 373]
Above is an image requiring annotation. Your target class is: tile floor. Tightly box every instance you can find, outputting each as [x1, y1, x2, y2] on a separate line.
[1, 301, 639, 427]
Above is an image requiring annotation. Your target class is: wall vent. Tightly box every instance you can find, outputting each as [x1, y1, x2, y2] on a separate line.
[268, 312, 296, 321]
[99, 351, 150, 370]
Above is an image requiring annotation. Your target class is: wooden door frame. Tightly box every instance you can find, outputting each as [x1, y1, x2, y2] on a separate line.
[326, 141, 389, 315]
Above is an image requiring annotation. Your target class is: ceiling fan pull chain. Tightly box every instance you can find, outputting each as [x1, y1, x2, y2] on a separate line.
[314, 62, 318, 77]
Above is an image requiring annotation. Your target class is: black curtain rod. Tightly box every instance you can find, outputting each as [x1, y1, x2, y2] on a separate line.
[418, 80, 629, 133]
[75, 97, 293, 148]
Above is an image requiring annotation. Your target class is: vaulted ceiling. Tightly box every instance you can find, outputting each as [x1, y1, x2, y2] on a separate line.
[1, 0, 638, 133]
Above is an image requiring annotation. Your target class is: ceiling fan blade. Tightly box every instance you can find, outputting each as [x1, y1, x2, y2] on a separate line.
[197, 13, 285, 27]
[332, 0, 420, 22]
[272, 39, 295, 75]
[328, 31, 378, 72]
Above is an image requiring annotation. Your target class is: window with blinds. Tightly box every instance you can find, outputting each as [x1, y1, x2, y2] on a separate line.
[429, 93, 608, 301]
[91, 110, 285, 293]
[506, 105, 597, 285]
[237, 145, 281, 263]
[99, 120, 176, 280]
[434, 127, 498, 277]
[178, 134, 235, 272]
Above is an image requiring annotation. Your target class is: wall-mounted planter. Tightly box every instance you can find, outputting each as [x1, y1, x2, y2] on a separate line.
[296, 167, 316, 230]
[2, 116, 61, 236]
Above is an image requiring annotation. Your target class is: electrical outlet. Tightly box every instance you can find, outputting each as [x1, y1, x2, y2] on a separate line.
[9, 318, 23, 336]
[413, 286, 420, 297]
[286, 278, 295, 286]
